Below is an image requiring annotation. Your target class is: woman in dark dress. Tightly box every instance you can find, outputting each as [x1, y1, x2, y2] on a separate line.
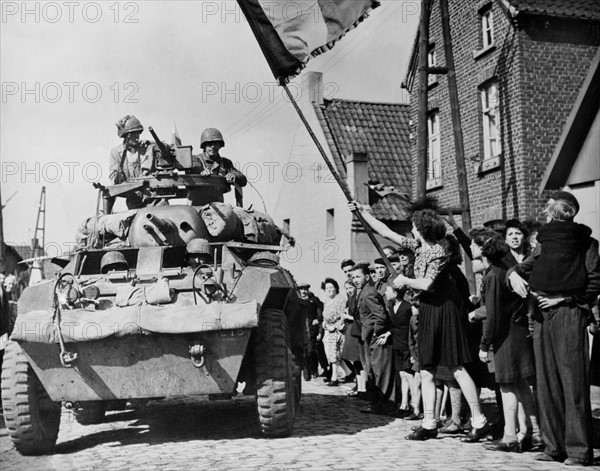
[472, 233, 538, 452]
[349, 203, 489, 442]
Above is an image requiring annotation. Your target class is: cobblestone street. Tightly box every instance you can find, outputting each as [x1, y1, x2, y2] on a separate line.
[2, 378, 598, 471]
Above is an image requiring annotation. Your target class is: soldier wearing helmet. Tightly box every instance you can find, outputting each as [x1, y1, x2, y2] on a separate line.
[109, 115, 156, 209]
[188, 128, 247, 206]
[100, 251, 129, 274]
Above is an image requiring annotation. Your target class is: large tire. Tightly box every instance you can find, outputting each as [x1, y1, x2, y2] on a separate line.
[254, 309, 296, 437]
[1, 340, 61, 455]
[73, 402, 106, 425]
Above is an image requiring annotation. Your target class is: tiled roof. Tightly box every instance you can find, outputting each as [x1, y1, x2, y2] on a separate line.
[506, 0, 600, 20]
[313, 99, 412, 221]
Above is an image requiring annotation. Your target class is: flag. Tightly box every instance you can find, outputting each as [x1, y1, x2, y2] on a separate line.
[171, 122, 182, 146]
[237, 0, 380, 83]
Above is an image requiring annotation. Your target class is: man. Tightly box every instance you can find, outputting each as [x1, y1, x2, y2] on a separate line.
[352, 264, 395, 415]
[298, 282, 325, 380]
[188, 128, 247, 206]
[3, 272, 17, 301]
[109, 115, 156, 210]
[508, 191, 600, 466]
[341, 258, 355, 280]
[372, 257, 390, 297]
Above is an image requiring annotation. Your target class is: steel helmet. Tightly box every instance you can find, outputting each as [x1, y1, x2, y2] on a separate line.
[116, 115, 144, 138]
[186, 238, 211, 255]
[100, 251, 128, 273]
[200, 128, 225, 149]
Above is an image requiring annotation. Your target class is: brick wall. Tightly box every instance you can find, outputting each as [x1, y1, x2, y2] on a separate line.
[409, 0, 600, 226]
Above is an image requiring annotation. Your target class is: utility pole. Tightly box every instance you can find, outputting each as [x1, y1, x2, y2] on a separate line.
[31, 187, 47, 280]
[439, 0, 475, 290]
[416, 0, 432, 202]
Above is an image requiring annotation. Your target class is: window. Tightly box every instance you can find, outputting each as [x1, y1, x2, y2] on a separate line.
[427, 46, 437, 86]
[481, 82, 501, 160]
[481, 8, 494, 49]
[326, 209, 335, 238]
[426, 111, 442, 188]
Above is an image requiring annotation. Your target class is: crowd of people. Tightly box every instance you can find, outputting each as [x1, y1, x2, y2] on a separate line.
[299, 191, 600, 467]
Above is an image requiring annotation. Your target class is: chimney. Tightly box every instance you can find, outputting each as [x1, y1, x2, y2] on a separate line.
[346, 152, 368, 203]
[301, 71, 324, 106]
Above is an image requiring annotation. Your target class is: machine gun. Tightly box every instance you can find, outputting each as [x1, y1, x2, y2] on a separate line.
[149, 126, 193, 170]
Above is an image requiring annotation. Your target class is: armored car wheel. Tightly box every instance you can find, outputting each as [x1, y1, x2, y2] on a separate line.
[72, 401, 106, 425]
[1, 340, 61, 455]
[254, 309, 297, 437]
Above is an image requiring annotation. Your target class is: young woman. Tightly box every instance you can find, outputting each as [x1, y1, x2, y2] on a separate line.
[471, 231, 539, 452]
[348, 202, 489, 441]
[321, 278, 346, 386]
[503, 219, 529, 265]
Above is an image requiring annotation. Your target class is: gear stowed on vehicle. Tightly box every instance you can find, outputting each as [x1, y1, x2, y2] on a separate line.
[0, 126, 307, 455]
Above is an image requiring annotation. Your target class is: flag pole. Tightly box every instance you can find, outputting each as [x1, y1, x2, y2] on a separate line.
[281, 83, 397, 276]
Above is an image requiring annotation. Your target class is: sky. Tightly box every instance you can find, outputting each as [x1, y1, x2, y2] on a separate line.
[1, 0, 419, 255]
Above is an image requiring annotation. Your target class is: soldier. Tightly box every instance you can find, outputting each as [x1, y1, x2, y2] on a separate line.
[109, 115, 156, 209]
[188, 128, 247, 206]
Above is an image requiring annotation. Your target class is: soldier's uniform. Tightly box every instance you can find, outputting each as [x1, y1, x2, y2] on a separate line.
[187, 153, 247, 206]
[109, 115, 156, 210]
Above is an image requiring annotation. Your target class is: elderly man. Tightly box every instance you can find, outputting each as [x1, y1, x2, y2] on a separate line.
[188, 128, 247, 206]
[508, 191, 600, 466]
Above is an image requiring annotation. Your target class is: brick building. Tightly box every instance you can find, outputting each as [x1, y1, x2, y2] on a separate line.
[274, 72, 412, 289]
[540, 48, 600, 238]
[403, 0, 600, 224]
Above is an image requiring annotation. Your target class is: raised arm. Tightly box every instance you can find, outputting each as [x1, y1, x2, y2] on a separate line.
[348, 201, 414, 248]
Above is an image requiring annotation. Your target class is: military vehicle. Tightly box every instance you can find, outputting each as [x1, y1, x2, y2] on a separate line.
[1, 130, 306, 455]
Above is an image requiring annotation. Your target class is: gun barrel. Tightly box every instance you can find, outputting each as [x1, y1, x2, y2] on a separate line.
[149, 126, 174, 164]
[145, 213, 171, 233]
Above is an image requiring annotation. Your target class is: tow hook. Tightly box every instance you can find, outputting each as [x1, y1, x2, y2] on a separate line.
[189, 344, 206, 368]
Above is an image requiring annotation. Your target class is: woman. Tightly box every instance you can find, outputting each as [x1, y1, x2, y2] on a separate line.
[321, 278, 346, 386]
[503, 219, 529, 265]
[471, 231, 539, 452]
[349, 202, 489, 441]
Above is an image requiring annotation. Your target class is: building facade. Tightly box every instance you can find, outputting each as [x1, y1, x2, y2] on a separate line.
[404, 0, 600, 224]
[274, 72, 412, 290]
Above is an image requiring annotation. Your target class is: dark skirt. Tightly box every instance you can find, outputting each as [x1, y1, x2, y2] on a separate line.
[592, 334, 600, 387]
[418, 294, 473, 369]
[341, 327, 361, 362]
[493, 321, 535, 384]
[464, 318, 496, 389]
[393, 348, 412, 372]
